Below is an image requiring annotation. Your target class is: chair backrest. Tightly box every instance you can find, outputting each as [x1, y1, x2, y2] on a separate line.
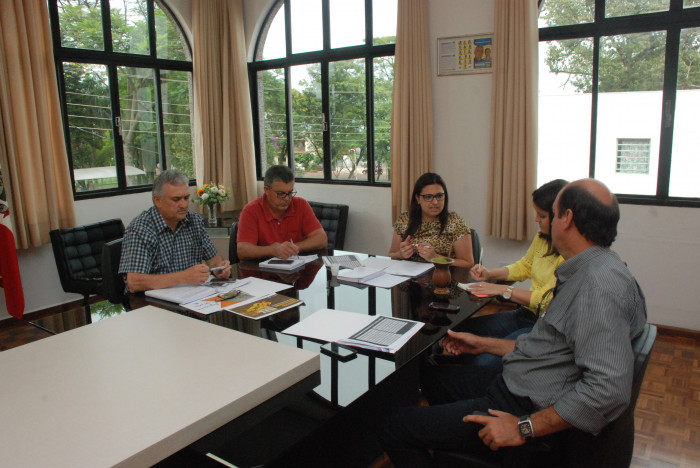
[49, 219, 125, 295]
[471, 228, 482, 265]
[308, 201, 349, 250]
[229, 221, 239, 264]
[100, 238, 127, 306]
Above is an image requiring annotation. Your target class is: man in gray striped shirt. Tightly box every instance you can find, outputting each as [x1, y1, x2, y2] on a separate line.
[380, 179, 647, 467]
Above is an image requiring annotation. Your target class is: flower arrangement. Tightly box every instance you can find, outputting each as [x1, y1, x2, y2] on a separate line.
[193, 183, 230, 206]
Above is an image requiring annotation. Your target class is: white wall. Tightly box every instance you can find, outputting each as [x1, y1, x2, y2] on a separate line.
[3, 0, 699, 331]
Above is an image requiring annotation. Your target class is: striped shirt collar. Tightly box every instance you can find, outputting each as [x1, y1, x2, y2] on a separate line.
[555, 245, 610, 284]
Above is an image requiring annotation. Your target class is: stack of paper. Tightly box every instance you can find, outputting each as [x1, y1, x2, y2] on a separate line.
[337, 266, 385, 283]
[282, 308, 424, 354]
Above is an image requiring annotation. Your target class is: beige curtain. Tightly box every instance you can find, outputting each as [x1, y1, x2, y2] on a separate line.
[390, 0, 434, 221]
[0, 0, 76, 249]
[487, 0, 539, 240]
[192, 0, 257, 212]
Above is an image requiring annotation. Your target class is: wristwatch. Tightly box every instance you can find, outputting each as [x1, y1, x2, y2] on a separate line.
[518, 415, 535, 439]
[502, 285, 514, 300]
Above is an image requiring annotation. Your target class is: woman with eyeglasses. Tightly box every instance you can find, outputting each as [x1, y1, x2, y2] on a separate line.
[388, 173, 474, 268]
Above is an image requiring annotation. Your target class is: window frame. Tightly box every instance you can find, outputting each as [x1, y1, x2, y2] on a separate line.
[248, 0, 396, 186]
[539, 0, 700, 207]
[47, 0, 194, 200]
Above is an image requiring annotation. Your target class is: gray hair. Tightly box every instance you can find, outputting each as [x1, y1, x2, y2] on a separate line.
[263, 165, 294, 186]
[153, 169, 189, 197]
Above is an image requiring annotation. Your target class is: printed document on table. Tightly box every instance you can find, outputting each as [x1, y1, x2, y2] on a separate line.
[282, 308, 423, 353]
[361, 257, 433, 277]
[362, 273, 408, 288]
[237, 276, 292, 296]
[383, 260, 433, 277]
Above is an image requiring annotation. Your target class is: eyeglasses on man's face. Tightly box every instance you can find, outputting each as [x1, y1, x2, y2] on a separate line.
[273, 190, 297, 199]
[419, 192, 445, 202]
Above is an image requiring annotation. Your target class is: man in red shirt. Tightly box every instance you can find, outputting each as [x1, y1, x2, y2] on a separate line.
[237, 165, 327, 260]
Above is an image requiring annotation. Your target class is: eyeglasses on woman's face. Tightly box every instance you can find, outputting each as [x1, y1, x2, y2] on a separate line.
[418, 192, 445, 202]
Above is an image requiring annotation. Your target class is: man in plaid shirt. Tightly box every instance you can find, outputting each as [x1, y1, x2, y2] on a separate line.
[119, 170, 231, 292]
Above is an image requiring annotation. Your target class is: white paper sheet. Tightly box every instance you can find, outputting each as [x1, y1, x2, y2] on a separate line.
[362, 273, 408, 288]
[282, 308, 424, 353]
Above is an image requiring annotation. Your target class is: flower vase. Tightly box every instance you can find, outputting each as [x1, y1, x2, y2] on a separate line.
[431, 257, 455, 296]
[206, 204, 218, 227]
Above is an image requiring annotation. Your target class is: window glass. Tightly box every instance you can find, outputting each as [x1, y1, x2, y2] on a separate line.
[155, 1, 188, 60]
[52, 0, 193, 196]
[538, 0, 593, 28]
[330, 0, 365, 48]
[291, 64, 324, 178]
[160, 70, 194, 179]
[259, 69, 289, 172]
[58, 0, 104, 51]
[291, 0, 323, 55]
[330, 59, 367, 181]
[686, 0, 700, 7]
[117, 67, 158, 187]
[251, 0, 394, 185]
[669, 27, 700, 197]
[594, 31, 666, 195]
[111, 0, 150, 55]
[537, 40, 592, 186]
[374, 56, 394, 183]
[63, 63, 116, 192]
[373, 0, 397, 45]
[261, 3, 286, 60]
[605, 0, 669, 18]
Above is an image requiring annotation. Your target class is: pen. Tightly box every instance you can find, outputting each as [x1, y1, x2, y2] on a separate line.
[209, 265, 226, 273]
[289, 238, 299, 260]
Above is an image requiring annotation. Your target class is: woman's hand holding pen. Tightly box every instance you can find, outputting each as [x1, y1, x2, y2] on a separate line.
[470, 264, 490, 281]
[399, 235, 415, 259]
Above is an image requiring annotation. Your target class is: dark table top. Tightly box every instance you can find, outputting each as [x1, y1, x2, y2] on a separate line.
[132, 250, 489, 406]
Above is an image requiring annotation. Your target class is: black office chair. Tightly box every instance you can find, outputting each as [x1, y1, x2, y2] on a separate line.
[49, 219, 125, 323]
[100, 238, 129, 309]
[471, 228, 482, 265]
[228, 221, 239, 264]
[308, 201, 349, 250]
[433, 323, 657, 468]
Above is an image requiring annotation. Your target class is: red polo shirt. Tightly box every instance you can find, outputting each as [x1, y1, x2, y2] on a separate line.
[237, 195, 322, 246]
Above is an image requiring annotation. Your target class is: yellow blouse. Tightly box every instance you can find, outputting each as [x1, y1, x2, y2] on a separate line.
[393, 211, 471, 262]
[506, 234, 564, 314]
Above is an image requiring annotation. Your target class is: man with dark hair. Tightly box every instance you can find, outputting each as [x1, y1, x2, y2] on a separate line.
[556, 183, 619, 247]
[119, 169, 230, 292]
[237, 165, 327, 260]
[380, 179, 647, 467]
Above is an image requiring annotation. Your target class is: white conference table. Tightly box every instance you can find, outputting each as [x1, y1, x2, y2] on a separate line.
[0, 306, 320, 467]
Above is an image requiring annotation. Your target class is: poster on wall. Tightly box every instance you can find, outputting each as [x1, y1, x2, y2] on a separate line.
[437, 33, 493, 76]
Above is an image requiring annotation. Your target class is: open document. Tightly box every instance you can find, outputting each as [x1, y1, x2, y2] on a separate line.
[282, 308, 424, 354]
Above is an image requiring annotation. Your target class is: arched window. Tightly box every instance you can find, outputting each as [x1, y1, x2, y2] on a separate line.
[538, 0, 700, 205]
[48, 0, 194, 197]
[249, 0, 397, 184]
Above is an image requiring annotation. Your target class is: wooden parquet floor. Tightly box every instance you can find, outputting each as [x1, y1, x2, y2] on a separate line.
[2, 307, 700, 467]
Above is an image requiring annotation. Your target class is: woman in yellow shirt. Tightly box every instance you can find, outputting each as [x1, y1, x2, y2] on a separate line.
[445, 179, 568, 367]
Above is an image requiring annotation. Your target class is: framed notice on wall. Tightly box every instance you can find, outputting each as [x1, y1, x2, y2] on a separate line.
[437, 33, 493, 76]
